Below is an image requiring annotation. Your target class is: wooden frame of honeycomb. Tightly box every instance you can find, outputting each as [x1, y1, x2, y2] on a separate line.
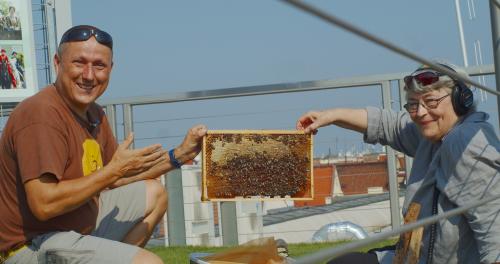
[202, 130, 314, 201]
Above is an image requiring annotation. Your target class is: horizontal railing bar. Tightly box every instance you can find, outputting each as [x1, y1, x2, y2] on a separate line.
[99, 65, 493, 106]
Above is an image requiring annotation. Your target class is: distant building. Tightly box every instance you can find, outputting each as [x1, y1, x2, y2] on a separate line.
[336, 161, 389, 195]
[296, 153, 406, 207]
[295, 164, 340, 207]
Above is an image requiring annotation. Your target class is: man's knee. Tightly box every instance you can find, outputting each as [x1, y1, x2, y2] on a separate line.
[132, 248, 163, 264]
[145, 180, 168, 215]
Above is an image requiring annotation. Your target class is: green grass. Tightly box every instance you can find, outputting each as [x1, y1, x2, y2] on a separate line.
[148, 238, 398, 263]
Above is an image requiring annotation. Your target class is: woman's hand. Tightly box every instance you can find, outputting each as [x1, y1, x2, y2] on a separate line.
[296, 110, 335, 134]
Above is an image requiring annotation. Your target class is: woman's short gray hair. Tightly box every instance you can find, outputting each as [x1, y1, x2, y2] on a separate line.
[404, 60, 472, 95]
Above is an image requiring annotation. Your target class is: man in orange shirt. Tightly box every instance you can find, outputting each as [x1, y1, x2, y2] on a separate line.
[0, 25, 207, 264]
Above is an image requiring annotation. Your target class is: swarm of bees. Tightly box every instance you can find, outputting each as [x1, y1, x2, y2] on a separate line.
[202, 131, 313, 200]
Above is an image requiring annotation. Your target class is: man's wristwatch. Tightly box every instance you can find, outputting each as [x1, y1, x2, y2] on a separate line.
[168, 148, 183, 168]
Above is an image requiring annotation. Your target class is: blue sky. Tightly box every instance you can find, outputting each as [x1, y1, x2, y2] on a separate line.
[71, 1, 498, 156]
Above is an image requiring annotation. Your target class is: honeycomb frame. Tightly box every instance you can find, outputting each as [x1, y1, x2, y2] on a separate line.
[202, 130, 314, 201]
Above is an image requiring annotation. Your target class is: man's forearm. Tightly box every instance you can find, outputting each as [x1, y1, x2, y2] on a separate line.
[110, 150, 185, 188]
[110, 163, 167, 188]
[25, 164, 122, 221]
[110, 144, 201, 188]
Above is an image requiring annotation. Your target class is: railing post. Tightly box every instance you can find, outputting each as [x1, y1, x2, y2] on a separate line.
[104, 104, 117, 138]
[398, 80, 413, 183]
[381, 81, 401, 229]
[166, 169, 187, 245]
[122, 103, 134, 147]
[220, 201, 238, 246]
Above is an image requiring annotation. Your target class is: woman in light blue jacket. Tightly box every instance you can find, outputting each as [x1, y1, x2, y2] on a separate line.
[297, 61, 500, 264]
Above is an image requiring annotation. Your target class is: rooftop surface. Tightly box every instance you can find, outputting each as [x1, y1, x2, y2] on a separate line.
[263, 190, 406, 226]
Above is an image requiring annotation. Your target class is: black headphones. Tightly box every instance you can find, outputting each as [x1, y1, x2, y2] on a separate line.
[438, 63, 474, 116]
[450, 78, 474, 116]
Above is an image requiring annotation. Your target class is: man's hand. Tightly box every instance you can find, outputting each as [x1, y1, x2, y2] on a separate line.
[109, 133, 166, 177]
[108, 126, 207, 188]
[173, 124, 207, 163]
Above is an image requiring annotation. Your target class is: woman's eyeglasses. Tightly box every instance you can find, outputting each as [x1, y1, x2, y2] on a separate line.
[60, 26, 113, 50]
[404, 71, 443, 88]
[403, 94, 450, 113]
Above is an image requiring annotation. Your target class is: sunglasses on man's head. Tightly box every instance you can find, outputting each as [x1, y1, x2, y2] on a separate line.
[403, 70, 444, 88]
[60, 26, 113, 50]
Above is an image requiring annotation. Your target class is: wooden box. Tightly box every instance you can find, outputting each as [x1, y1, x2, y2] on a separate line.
[202, 130, 314, 201]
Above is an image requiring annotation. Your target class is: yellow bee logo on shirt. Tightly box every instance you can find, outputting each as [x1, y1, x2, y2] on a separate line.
[82, 139, 103, 176]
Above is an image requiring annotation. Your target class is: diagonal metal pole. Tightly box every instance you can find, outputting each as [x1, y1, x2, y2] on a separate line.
[492, 0, 500, 9]
[281, 0, 500, 97]
[294, 192, 500, 264]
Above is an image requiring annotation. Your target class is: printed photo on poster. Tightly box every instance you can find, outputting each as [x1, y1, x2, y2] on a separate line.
[0, 0, 22, 40]
[0, 0, 37, 102]
[0, 44, 24, 89]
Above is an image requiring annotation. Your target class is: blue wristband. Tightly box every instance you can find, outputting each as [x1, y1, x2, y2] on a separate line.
[168, 148, 182, 168]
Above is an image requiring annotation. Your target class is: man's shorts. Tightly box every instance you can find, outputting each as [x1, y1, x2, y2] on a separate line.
[6, 181, 147, 264]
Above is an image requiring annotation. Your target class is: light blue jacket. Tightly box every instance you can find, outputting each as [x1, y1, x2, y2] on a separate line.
[364, 107, 500, 264]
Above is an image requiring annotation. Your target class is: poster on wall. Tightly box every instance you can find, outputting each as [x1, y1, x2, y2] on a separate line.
[0, 0, 37, 103]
